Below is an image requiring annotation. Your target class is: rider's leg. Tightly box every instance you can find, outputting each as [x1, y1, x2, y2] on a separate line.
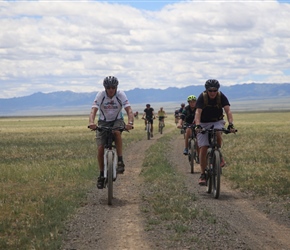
[199, 146, 207, 174]
[114, 130, 122, 157]
[97, 145, 105, 172]
[114, 130, 125, 173]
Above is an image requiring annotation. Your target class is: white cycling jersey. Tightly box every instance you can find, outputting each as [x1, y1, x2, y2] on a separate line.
[92, 90, 131, 122]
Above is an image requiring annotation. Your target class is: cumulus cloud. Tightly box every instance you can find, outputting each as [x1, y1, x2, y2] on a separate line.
[0, 0, 289, 98]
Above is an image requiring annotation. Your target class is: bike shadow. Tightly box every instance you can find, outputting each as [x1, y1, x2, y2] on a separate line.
[98, 197, 136, 207]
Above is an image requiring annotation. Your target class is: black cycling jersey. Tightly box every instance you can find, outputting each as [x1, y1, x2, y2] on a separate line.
[180, 105, 196, 124]
[195, 91, 230, 122]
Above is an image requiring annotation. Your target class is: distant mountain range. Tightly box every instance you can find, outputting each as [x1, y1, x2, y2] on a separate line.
[1, 83, 290, 116]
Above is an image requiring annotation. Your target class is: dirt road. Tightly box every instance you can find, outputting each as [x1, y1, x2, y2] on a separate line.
[62, 127, 290, 250]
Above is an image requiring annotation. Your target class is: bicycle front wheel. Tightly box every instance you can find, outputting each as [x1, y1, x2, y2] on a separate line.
[212, 150, 221, 199]
[147, 124, 150, 140]
[206, 151, 212, 194]
[159, 123, 163, 134]
[189, 139, 194, 173]
[107, 151, 114, 205]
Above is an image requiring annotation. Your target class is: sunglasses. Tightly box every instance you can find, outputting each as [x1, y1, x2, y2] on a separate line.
[208, 89, 218, 93]
[106, 86, 116, 90]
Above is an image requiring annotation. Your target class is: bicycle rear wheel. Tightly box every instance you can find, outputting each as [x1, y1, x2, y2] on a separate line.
[212, 150, 221, 199]
[107, 151, 114, 205]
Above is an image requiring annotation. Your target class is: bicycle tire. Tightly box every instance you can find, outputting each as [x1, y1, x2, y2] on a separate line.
[212, 150, 221, 199]
[193, 138, 199, 164]
[189, 139, 194, 173]
[160, 123, 163, 134]
[107, 151, 114, 205]
[147, 124, 150, 140]
[206, 151, 212, 194]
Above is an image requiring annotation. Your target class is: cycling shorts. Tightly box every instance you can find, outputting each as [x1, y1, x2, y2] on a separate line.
[96, 119, 125, 146]
[196, 120, 225, 148]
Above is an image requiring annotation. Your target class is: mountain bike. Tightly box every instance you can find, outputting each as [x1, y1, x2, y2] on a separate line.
[157, 116, 166, 134]
[143, 117, 153, 140]
[187, 124, 199, 174]
[88, 125, 128, 205]
[202, 126, 237, 199]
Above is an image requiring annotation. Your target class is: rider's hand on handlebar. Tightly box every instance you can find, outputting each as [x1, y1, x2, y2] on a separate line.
[88, 124, 97, 130]
[195, 124, 202, 133]
[227, 123, 236, 133]
[125, 124, 134, 130]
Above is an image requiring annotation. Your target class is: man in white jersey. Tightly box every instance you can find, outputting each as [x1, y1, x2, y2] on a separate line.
[88, 76, 134, 189]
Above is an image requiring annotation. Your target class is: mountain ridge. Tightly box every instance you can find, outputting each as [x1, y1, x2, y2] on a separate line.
[1, 83, 290, 116]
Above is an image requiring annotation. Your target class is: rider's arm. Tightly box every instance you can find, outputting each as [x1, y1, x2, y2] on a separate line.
[125, 106, 134, 129]
[177, 117, 183, 128]
[194, 108, 202, 125]
[89, 107, 98, 129]
[223, 105, 233, 125]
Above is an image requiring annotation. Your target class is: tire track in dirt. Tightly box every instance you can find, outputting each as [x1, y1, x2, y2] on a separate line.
[171, 133, 290, 250]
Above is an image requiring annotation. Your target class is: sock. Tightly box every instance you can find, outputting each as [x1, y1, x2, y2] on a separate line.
[100, 171, 104, 177]
[118, 156, 123, 162]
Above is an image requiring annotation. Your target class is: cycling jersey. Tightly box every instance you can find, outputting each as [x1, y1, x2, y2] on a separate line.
[92, 90, 130, 122]
[195, 91, 230, 123]
[180, 105, 196, 124]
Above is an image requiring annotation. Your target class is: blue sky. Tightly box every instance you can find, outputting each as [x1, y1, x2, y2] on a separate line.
[1, 0, 290, 98]
[100, 0, 184, 11]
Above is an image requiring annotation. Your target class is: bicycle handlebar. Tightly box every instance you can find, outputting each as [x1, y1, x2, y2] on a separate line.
[87, 125, 131, 132]
[201, 127, 237, 134]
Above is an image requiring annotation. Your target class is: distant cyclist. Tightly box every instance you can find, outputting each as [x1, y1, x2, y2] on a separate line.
[88, 76, 134, 189]
[195, 79, 235, 185]
[177, 95, 198, 156]
[157, 107, 167, 128]
[178, 103, 186, 116]
[142, 104, 155, 137]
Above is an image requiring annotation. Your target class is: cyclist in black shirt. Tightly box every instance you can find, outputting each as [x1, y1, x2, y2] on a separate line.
[142, 104, 155, 137]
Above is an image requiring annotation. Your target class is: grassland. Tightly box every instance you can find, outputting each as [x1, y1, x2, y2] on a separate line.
[0, 112, 289, 249]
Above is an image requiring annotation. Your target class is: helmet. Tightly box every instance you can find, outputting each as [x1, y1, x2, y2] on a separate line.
[103, 76, 119, 88]
[187, 95, 196, 102]
[205, 79, 220, 90]
[146, 104, 150, 107]
[181, 103, 185, 107]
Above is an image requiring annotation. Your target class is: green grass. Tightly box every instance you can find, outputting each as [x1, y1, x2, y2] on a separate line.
[0, 112, 289, 249]
[0, 116, 143, 250]
[222, 112, 290, 198]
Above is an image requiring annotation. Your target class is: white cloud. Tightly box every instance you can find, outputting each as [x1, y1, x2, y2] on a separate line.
[0, 0, 290, 98]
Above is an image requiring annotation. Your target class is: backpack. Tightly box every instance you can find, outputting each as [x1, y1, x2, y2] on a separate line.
[202, 91, 222, 109]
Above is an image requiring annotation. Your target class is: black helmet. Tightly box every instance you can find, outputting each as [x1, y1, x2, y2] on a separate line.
[205, 79, 220, 90]
[181, 103, 185, 107]
[103, 76, 119, 88]
[146, 104, 150, 107]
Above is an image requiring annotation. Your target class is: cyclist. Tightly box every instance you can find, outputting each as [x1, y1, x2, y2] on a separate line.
[142, 104, 155, 137]
[195, 79, 235, 186]
[157, 107, 167, 130]
[178, 103, 186, 115]
[174, 109, 180, 124]
[178, 103, 186, 134]
[88, 76, 134, 189]
[177, 95, 198, 156]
